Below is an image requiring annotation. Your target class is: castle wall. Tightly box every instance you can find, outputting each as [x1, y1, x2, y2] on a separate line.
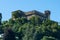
[26, 14, 36, 20]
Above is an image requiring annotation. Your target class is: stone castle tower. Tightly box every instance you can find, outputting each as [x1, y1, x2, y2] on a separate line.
[44, 10, 51, 20]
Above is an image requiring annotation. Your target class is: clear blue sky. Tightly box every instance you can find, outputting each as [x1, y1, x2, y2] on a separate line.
[0, 0, 60, 22]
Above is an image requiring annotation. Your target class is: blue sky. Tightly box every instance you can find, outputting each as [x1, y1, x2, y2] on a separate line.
[0, 0, 60, 22]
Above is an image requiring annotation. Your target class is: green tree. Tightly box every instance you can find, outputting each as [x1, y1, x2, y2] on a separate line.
[29, 16, 41, 25]
[41, 36, 57, 40]
[3, 27, 16, 40]
[12, 10, 24, 19]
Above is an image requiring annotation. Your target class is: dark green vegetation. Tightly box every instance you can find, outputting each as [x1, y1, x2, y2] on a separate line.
[0, 10, 60, 40]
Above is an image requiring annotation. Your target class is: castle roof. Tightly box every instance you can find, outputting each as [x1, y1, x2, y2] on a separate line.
[25, 10, 46, 17]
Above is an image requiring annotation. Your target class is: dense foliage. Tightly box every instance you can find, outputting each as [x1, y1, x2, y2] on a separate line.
[0, 10, 60, 40]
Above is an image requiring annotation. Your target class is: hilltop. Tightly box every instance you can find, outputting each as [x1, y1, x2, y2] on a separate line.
[0, 10, 60, 40]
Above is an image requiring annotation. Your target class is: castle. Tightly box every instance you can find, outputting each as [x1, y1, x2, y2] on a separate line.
[12, 10, 51, 20]
[0, 10, 51, 25]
